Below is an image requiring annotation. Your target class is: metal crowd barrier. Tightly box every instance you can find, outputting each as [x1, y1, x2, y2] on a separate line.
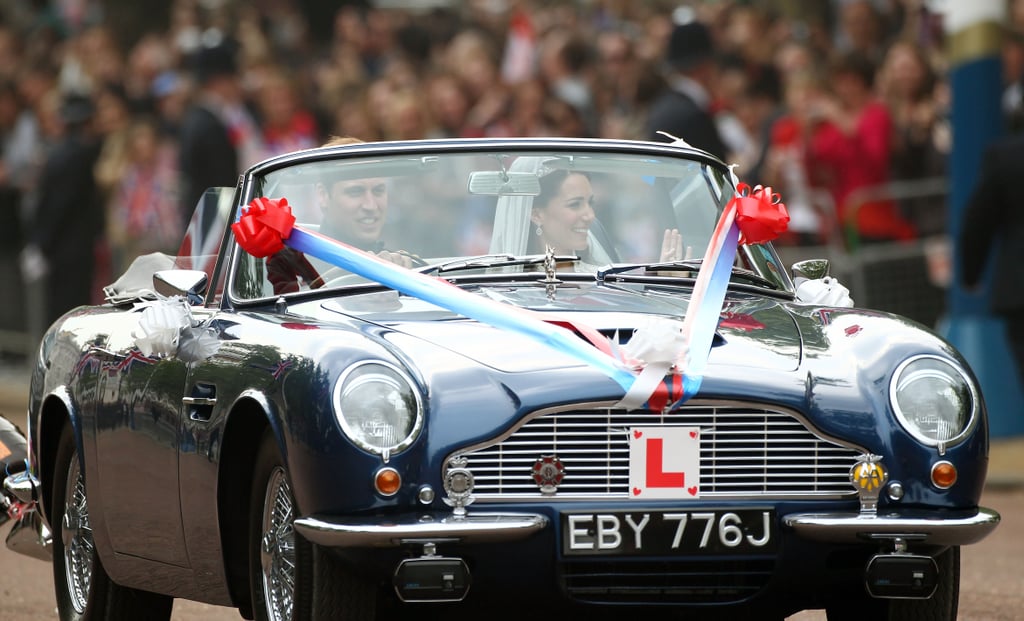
[775, 177, 950, 330]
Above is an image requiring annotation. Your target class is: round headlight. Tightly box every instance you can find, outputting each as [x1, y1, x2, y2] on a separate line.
[889, 355, 977, 447]
[334, 361, 423, 455]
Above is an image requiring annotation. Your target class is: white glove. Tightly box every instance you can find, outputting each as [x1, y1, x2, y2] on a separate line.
[794, 276, 854, 307]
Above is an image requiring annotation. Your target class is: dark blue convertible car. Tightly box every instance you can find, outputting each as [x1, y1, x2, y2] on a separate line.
[7, 138, 998, 620]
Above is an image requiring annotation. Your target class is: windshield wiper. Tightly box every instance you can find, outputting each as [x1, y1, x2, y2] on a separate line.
[727, 268, 779, 289]
[598, 260, 703, 279]
[598, 260, 778, 289]
[417, 253, 580, 276]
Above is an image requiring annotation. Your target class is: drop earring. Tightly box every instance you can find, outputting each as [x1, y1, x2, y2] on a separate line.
[535, 224, 543, 237]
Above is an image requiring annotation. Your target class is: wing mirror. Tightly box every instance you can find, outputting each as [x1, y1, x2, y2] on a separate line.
[154, 270, 208, 305]
[791, 259, 830, 282]
[790, 259, 854, 307]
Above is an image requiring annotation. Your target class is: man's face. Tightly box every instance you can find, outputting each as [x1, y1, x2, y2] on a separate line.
[321, 177, 388, 247]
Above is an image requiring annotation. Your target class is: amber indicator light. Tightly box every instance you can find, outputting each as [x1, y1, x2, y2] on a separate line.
[931, 461, 957, 489]
[375, 467, 401, 496]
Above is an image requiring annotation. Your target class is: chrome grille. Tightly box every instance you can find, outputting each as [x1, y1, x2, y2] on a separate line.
[461, 403, 861, 500]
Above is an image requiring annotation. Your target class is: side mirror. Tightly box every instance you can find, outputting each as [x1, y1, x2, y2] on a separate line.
[153, 270, 208, 304]
[791, 259, 830, 282]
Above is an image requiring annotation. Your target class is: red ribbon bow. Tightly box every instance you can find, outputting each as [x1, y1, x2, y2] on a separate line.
[731, 183, 789, 245]
[231, 197, 297, 258]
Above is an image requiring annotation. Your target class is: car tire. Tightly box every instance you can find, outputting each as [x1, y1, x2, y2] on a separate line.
[825, 546, 960, 621]
[51, 424, 173, 621]
[248, 429, 376, 621]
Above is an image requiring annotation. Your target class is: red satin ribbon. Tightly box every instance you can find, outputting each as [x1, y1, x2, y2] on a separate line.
[731, 183, 789, 245]
[646, 373, 683, 413]
[231, 197, 297, 258]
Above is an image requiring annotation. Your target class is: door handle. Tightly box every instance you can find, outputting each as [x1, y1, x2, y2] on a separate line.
[184, 383, 217, 421]
[182, 397, 217, 407]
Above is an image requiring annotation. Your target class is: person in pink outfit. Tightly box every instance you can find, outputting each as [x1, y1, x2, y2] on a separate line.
[806, 51, 915, 245]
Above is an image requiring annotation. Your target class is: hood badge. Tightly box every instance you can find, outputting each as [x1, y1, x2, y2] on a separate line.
[532, 455, 565, 495]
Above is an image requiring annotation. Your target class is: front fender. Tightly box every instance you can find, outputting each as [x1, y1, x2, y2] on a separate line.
[36, 386, 82, 528]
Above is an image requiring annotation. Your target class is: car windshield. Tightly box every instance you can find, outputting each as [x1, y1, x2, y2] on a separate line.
[230, 146, 788, 301]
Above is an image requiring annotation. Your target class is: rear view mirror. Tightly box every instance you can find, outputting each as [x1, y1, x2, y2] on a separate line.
[467, 171, 541, 196]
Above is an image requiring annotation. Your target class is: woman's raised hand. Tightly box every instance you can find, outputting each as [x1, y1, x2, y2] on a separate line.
[659, 228, 687, 262]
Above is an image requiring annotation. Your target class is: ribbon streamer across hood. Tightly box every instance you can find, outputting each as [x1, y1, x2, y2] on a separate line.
[232, 185, 788, 411]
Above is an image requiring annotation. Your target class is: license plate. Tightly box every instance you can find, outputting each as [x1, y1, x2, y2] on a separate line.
[561, 509, 775, 556]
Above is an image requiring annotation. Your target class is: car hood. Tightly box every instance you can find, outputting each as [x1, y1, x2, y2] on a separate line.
[321, 283, 801, 374]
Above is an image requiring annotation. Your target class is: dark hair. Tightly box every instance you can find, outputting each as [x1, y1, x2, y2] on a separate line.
[535, 169, 587, 210]
[746, 62, 782, 103]
[831, 50, 877, 89]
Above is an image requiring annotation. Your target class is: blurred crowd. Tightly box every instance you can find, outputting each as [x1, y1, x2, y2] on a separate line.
[0, 0, 1021, 327]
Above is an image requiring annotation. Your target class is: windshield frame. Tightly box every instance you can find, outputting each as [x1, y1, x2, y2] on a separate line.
[223, 138, 795, 306]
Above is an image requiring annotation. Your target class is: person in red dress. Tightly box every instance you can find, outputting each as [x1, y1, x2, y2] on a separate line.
[806, 51, 915, 245]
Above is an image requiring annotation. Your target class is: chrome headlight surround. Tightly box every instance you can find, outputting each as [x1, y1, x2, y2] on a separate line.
[889, 354, 978, 448]
[333, 361, 424, 457]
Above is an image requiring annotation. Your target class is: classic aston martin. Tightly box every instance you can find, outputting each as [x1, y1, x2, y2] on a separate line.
[7, 138, 998, 620]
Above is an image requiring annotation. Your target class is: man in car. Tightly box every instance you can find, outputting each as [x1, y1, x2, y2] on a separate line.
[267, 136, 417, 293]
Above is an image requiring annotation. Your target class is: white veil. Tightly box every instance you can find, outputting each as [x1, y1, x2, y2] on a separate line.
[488, 156, 544, 256]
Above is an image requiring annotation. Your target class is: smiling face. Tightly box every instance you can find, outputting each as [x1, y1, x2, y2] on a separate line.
[320, 178, 388, 249]
[532, 172, 595, 254]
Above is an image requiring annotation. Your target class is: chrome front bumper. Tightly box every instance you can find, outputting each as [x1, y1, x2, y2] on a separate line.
[784, 506, 1000, 545]
[294, 512, 548, 548]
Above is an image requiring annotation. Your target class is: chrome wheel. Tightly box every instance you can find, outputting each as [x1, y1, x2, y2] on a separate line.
[61, 454, 93, 614]
[259, 466, 296, 621]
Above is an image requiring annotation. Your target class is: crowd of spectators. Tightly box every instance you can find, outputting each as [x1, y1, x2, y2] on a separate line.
[0, 0, 1015, 327]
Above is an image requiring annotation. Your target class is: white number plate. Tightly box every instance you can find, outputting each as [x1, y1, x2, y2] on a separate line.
[561, 509, 775, 556]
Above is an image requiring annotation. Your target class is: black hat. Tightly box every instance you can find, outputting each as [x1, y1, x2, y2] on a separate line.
[59, 93, 94, 125]
[192, 37, 238, 84]
[666, 20, 714, 70]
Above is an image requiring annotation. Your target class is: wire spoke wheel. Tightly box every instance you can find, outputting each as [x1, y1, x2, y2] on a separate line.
[259, 466, 297, 621]
[61, 453, 93, 614]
